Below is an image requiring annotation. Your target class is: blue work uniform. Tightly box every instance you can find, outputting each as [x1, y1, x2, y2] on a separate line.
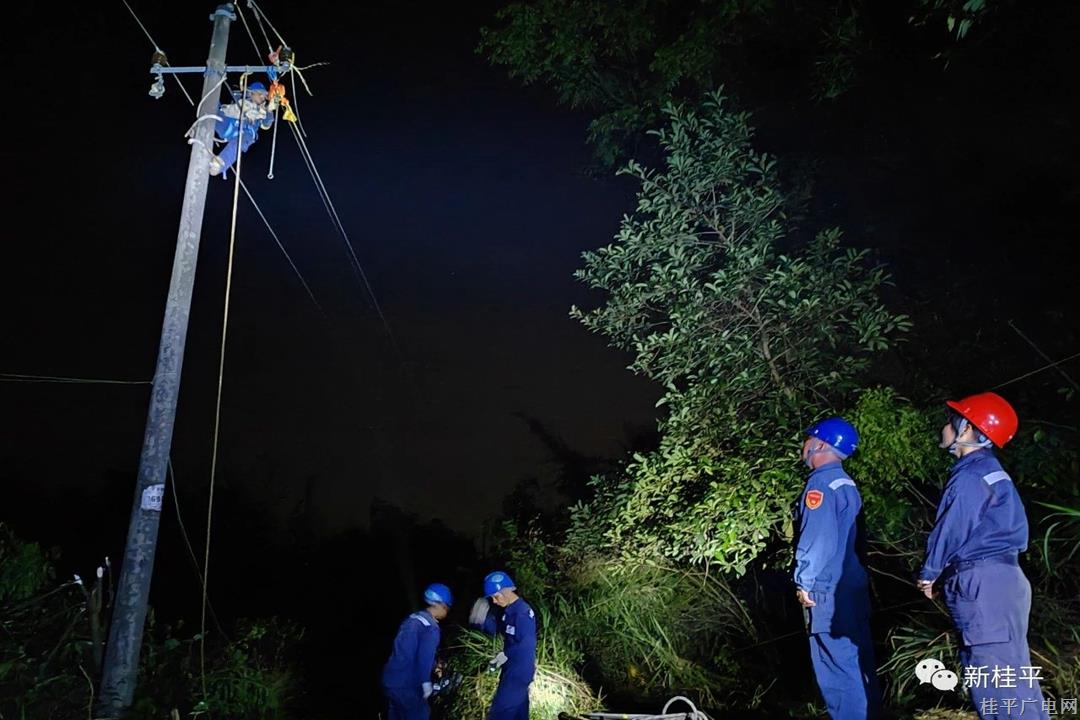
[794, 461, 882, 720]
[381, 610, 440, 720]
[213, 96, 274, 177]
[919, 449, 1048, 719]
[475, 598, 536, 720]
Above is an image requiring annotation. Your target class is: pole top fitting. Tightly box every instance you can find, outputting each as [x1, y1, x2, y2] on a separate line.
[210, 4, 237, 21]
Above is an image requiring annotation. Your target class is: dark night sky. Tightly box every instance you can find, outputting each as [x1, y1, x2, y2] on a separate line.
[3, 0, 1078, 588]
[3, 1, 1079, 715]
[3, 1, 663, 546]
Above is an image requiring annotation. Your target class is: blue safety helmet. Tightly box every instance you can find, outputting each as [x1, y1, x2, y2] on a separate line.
[483, 571, 515, 598]
[423, 583, 453, 607]
[805, 417, 860, 458]
[246, 81, 268, 93]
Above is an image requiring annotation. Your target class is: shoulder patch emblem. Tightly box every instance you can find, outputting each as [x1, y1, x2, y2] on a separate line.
[805, 490, 824, 510]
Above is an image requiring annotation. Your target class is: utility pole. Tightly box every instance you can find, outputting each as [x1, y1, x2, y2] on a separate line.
[97, 5, 235, 716]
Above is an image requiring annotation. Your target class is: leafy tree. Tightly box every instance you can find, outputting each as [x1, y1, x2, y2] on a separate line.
[478, 0, 773, 165]
[565, 91, 909, 570]
[479, 0, 1009, 165]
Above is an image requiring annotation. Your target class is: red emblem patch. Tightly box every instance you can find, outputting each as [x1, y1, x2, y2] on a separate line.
[805, 490, 824, 510]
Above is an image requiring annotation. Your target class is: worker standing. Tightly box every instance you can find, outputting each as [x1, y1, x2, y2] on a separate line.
[794, 417, 882, 719]
[469, 571, 536, 720]
[917, 393, 1048, 719]
[381, 583, 453, 720]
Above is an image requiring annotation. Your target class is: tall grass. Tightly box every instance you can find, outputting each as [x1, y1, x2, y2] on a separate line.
[561, 559, 764, 709]
[439, 606, 603, 720]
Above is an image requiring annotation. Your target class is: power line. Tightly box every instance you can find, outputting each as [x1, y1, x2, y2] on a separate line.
[1007, 321, 1080, 391]
[246, 0, 288, 49]
[0, 372, 150, 385]
[287, 121, 403, 356]
[239, 179, 327, 316]
[119, 0, 194, 105]
[233, 2, 265, 62]
[167, 458, 229, 641]
[994, 350, 1080, 392]
[119, 0, 160, 50]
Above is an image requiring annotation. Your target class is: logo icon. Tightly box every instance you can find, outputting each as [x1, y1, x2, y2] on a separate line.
[932, 670, 959, 691]
[915, 658, 958, 691]
[805, 490, 824, 510]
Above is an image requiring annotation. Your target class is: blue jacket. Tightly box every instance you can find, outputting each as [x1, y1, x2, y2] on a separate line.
[478, 598, 536, 684]
[794, 462, 869, 593]
[919, 449, 1029, 582]
[216, 98, 275, 141]
[381, 610, 440, 691]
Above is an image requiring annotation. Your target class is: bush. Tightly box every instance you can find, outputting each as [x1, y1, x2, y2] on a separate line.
[188, 618, 303, 719]
[0, 524, 95, 719]
[0, 524, 305, 720]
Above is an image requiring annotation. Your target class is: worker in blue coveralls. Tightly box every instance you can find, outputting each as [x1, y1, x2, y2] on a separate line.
[468, 571, 536, 720]
[917, 392, 1048, 719]
[381, 582, 453, 720]
[208, 81, 277, 178]
[794, 416, 882, 720]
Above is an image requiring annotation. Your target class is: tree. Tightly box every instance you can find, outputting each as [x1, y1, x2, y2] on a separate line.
[565, 91, 909, 570]
[478, 0, 774, 166]
[479, 0, 1011, 165]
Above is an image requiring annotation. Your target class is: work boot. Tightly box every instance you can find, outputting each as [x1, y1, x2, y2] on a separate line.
[208, 156, 225, 176]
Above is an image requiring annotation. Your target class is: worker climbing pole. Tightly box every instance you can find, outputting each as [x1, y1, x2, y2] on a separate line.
[97, 5, 237, 715]
[103, 2, 390, 713]
[99, 3, 298, 715]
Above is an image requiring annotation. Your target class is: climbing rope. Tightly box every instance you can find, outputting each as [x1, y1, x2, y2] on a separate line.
[199, 71, 249, 701]
[267, 104, 280, 178]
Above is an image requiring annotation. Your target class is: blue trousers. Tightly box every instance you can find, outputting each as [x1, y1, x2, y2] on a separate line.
[383, 686, 429, 720]
[943, 560, 1048, 719]
[487, 676, 529, 720]
[807, 586, 882, 720]
[214, 118, 258, 177]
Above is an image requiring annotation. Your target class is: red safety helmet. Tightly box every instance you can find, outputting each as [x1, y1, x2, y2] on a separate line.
[946, 392, 1018, 448]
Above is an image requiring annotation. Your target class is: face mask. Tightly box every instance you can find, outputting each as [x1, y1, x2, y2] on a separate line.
[804, 442, 825, 469]
[945, 416, 991, 456]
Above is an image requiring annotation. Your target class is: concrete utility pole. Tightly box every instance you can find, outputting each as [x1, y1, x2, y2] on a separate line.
[97, 5, 235, 715]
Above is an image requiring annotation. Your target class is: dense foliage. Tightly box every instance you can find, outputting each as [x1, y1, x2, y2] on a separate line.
[445, 80, 1079, 717]
[479, 0, 1008, 165]
[565, 91, 908, 572]
[0, 525, 303, 720]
